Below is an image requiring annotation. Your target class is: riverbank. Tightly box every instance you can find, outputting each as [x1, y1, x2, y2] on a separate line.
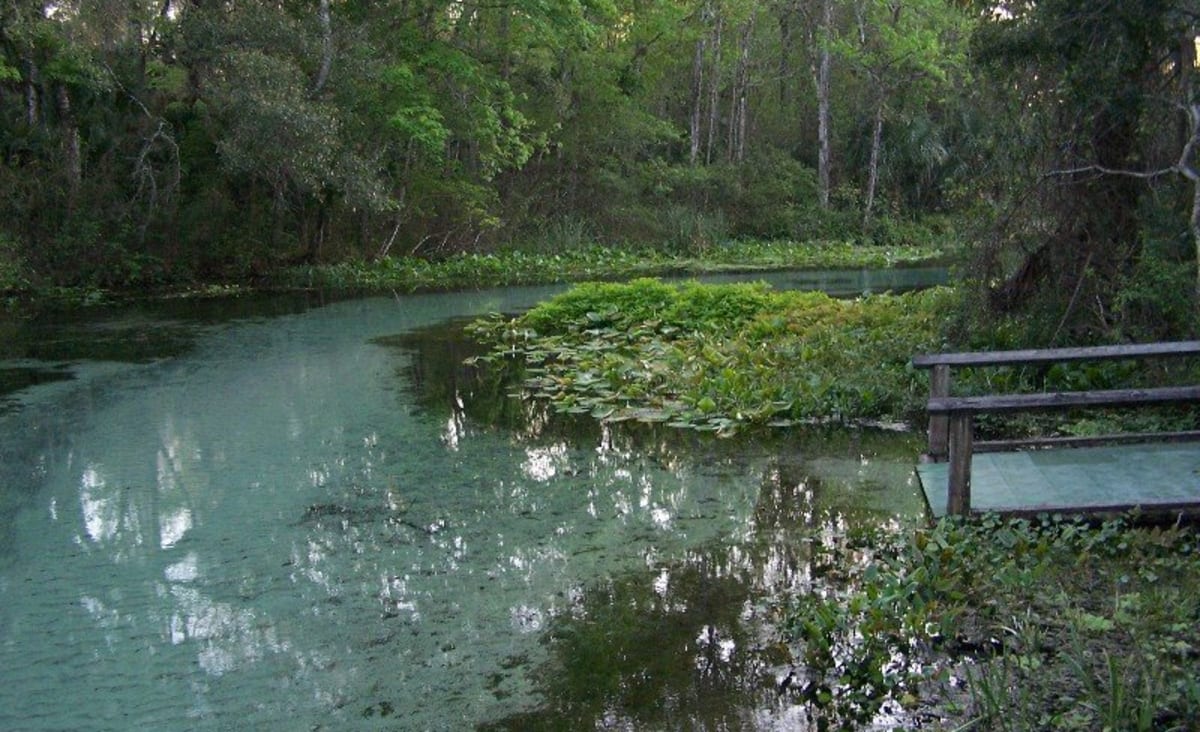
[266, 240, 952, 294]
[1, 239, 952, 311]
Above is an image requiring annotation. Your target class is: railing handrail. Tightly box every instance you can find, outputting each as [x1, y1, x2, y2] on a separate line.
[914, 341, 1200, 516]
[912, 341, 1200, 369]
[927, 385, 1200, 415]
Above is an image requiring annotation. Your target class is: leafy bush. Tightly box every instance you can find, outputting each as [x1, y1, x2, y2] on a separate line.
[521, 215, 596, 254]
[722, 149, 819, 239]
[1113, 254, 1197, 342]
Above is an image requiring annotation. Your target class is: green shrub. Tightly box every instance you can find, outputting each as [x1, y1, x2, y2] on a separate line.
[1113, 254, 1197, 341]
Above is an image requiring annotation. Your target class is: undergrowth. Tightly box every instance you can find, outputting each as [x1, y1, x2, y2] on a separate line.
[780, 514, 1200, 730]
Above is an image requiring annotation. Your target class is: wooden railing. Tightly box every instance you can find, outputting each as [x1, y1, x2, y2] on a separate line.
[912, 341, 1200, 515]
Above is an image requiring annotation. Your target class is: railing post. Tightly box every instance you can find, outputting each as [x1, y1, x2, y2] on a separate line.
[946, 411, 973, 516]
[927, 364, 950, 460]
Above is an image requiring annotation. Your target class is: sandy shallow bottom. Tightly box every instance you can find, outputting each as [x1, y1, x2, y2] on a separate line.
[0, 288, 925, 730]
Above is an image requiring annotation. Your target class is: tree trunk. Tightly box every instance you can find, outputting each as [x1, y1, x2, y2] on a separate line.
[1185, 175, 1195, 291]
[777, 2, 796, 106]
[307, 195, 329, 262]
[312, 0, 333, 94]
[1185, 102, 1200, 295]
[23, 58, 39, 127]
[705, 13, 723, 165]
[498, 6, 511, 81]
[863, 94, 884, 228]
[728, 18, 753, 163]
[1182, 41, 1196, 295]
[816, 0, 832, 208]
[1180, 29, 1195, 154]
[689, 33, 706, 166]
[57, 85, 81, 208]
[735, 17, 753, 163]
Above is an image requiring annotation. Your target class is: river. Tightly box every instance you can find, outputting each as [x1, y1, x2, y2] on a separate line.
[0, 272, 937, 730]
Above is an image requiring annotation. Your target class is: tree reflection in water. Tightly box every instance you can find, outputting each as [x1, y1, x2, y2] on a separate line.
[389, 319, 927, 730]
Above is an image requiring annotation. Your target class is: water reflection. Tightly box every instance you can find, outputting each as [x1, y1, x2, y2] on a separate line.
[0, 289, 927, 731]
[483, 453, 920, 731]
[385, 316, 928, 729]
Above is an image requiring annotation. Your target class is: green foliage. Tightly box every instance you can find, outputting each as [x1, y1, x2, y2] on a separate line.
[963, 0, 1198, 339]
[520, 215, 595, 254]
[1113, 254, 1198, 342]
[271, 238, 947, 294]
[382, 63, 449, 157]
[467, 279, 956, 433]
[781, 515, 1200, 730]
[2, 0, 1188, 352]
[0, 232, 29, 293]
[0, 0, 982, 292]
[607, 150, 823, 246]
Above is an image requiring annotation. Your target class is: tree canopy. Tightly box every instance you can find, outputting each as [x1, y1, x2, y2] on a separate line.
[0, 0, 1197, 341]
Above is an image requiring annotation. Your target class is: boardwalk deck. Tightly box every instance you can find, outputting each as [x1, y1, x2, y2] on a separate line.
[916, 442, 1200, 519]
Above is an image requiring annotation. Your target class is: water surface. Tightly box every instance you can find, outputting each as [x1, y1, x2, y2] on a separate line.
[0, 278, 929, 730]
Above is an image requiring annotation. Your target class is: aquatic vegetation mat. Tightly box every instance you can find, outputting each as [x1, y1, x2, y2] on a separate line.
[467, 279, 954, 434]
[272, 240, 949, 293]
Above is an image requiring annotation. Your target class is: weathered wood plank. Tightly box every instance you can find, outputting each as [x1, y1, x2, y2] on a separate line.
[946, 412, 973, 515]
[912, 341, 1200, 369]
[916, 443, 1200, 520]
[927, 385, 1200, 415]
[976, 431, 1200, 453]
[915, 341, 1200, 517]
[927, 363, 951, 459]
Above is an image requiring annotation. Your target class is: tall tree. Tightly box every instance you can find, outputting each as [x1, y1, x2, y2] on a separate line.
[815, 0, 834, 209]
[836, 0, 967, 227]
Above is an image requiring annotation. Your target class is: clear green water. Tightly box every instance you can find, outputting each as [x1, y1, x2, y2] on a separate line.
[0, 281, 930, 730]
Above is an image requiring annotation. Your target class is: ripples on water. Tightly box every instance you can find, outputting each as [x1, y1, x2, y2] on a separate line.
[0, 283, 931, 730]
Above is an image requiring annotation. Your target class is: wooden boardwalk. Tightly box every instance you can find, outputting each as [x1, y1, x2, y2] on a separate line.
[917, 442, 1200, 519]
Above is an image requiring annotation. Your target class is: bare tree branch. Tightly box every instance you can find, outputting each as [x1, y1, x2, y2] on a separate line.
[1045, 98, 1200, 294]
[1178, 102, 1199, 183]
[1044, 164, 1177, 180]
[1046, 104, 1199, 183]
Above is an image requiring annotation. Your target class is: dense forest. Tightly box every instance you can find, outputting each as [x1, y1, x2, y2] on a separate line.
[1, 1, 1197, 337]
